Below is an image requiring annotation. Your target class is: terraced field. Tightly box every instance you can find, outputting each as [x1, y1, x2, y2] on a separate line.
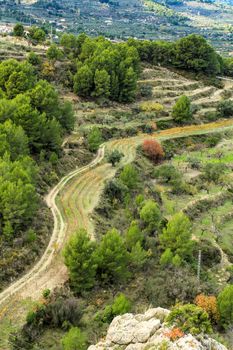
[1, 120, 233, 348]
[76, 66, 233, 137]
[1, 63, 233, 348]
[139, 67, 233, 119]
[0, 36, 47, 61]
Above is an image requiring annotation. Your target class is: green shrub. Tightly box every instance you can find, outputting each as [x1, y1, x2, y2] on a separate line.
[140, 200, 162, 234]
[104, 179, 128, 203]
[87, 127, 103, 152]
[205, 134, 221, 147]
[112, 293, 131, 316]
[217, 284, 233, 327]
[217, 100, 233, 118]
[154, 164, 191, 195]
[130, 242, 148, 269]
[204, 111, 218, 122]
[25, 229, 37, 243]
[172, 95, 192, 123]
[159, 212, 194, 266]
[97, 293, 132, 323]
[62, 327, 87, 350]
[166, 303, 212, 335]
[125, 221, 144, 249]
[42, 288, 50, 299]
[119, 164, 139, 189]
[203, 163, 227, 183]
[107, 150, 123, 166]
[26, 310, 37, 325]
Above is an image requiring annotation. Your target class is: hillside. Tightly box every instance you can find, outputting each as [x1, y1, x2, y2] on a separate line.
[0, 32, 233, 350]
[1, 0, 233, 52]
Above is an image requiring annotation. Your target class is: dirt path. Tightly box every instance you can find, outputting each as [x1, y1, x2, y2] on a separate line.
[1, 119, 233, 348]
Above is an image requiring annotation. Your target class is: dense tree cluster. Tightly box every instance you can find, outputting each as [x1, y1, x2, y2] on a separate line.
[0, 155, 38, 237]
[0, 58, 74, 238]
[0, 59, 74, 154]
[60, 34, 140, 102]
[63, 227, 141, 293]
[128, 34, 222, 76]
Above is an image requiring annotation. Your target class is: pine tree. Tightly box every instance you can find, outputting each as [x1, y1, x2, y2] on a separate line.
[95, 229, 130, 284]
[119, 67, 137, 103]
[159, 212, 194, 265]
[140, 200, 162, 234]
[172, 95, 192, 123]
[73, 65, 93, 97]
[110, 71, 120, 100]
[63, 229, 97, 294]
[93, 69, 110, 98]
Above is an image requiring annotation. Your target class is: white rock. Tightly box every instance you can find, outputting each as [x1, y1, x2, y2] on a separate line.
[132, 319, 161, 343]
[143, 307, 170, 322]
[175, 334, 205, 350]
[89, 308, 229, 350]
[125, 344, 147, 350]
[106, 314, 139, 345]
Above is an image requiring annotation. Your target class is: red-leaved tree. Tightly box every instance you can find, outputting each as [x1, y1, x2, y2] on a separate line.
[142, 139, 164, 163]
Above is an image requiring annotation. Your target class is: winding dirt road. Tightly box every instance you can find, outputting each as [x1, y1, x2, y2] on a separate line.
[1, 119, 233, 348]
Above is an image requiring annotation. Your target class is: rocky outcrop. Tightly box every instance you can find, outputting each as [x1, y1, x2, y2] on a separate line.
[88, 307, 228, 350]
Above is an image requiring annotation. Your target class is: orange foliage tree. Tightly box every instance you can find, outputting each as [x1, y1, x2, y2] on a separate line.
[142, 139, 164, 163]
[195, 294, 219, 323]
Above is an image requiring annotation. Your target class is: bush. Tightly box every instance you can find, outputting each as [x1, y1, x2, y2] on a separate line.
[142, 139, 164, 163]
[217, 100, 233, 118]
[145, 266, 213, 308]
[159, 212, 194, 266]
[96, 293, 132, 324]
[204, 111, 218, 122]
[112, 293, 132, 316]
[217, 284, 233, 327]
[153, 164, 191, 194]
[107, 150, 123, 166]
[125, 221, 144, 249]
[195, 294, 219, 323]
[13, 23, 24, 37]
[172, 95, 192, 123]
[140, 101, 164, 113]
[47, 297, 85, 327]
[62, 327, 87, 350]
[130, 242, 148, 269]
[139, 84, 152, 98]
[205, 134, 221, 147]
[153, 164, 180, 183]
[87, 127, 103, 152]
[166, 303, 212, 335]
[27, 51, 42, 66]
[42, 289, 50, 299]
[203, 163, 227, 183]
[140, 199, 162, 234]
[119, 164, 138, 189]
[104, 179, 128, 203]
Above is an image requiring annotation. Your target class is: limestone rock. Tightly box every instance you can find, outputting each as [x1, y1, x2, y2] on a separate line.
[88, 308, 228, 350]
